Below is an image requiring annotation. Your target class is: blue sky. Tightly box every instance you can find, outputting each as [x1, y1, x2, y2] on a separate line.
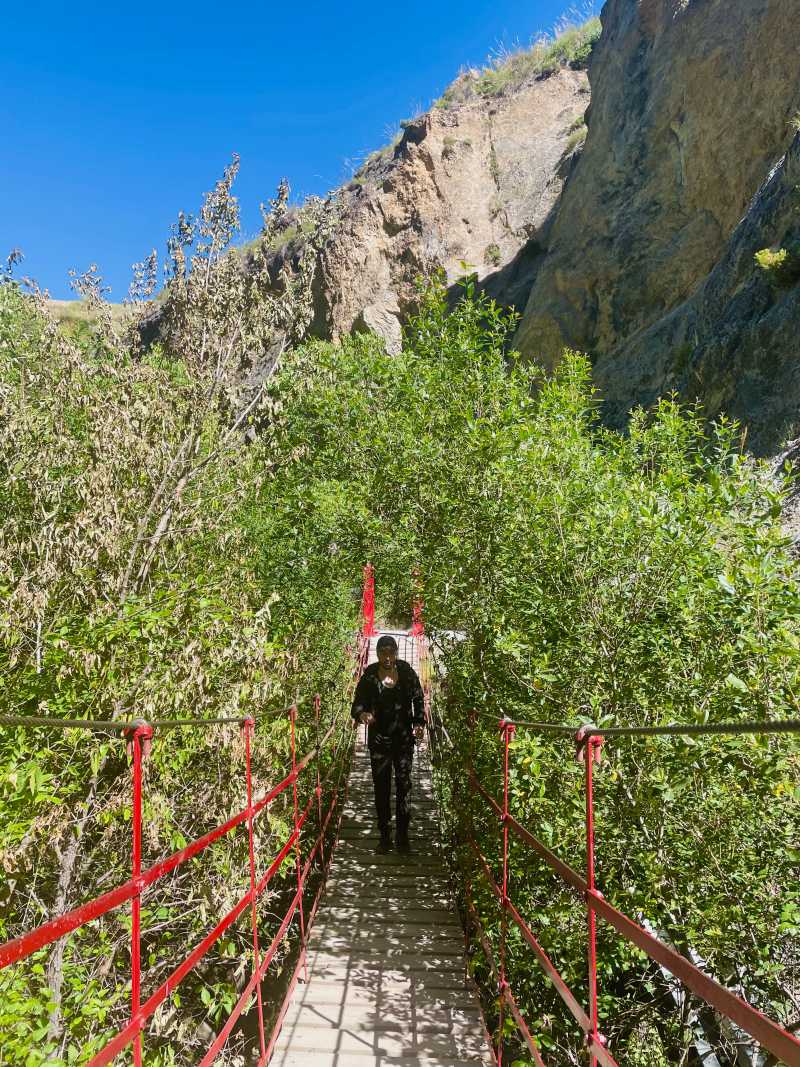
[3, 1, 589, 299]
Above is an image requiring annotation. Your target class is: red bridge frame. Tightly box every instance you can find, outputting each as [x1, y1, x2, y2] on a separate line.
[0, 636, 370, 1066]
[462, 716, 800, 1067]
[3, 563, 800, 1067]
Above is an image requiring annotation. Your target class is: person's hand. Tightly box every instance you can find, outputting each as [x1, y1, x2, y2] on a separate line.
[359, 712, 375, 726]
[413, 725, 424, 741]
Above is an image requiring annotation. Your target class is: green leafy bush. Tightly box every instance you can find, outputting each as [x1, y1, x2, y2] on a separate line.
[484, 243, 502, 267]
[565, 115, 588, 152]
[0, 169, 355, 1062]
[4, 245, 799, 1065]
[755, 246, 800, 287]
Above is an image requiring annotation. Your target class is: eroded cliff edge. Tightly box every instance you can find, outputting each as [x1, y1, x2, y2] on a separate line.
[144, 0, 800, 455]
[304, 68, 590, 354]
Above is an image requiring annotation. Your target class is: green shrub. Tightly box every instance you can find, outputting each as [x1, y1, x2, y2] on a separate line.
[442, 135, 458, 161]
[755, 246, 800, 287]
[0, 166, 352, 1063]
[267, 275, 800, 1062]
[671, 340, 694, 376]
[484, 242, 502, 266]
[5, 251, 799, 1064]
[565, 117, 587, 152]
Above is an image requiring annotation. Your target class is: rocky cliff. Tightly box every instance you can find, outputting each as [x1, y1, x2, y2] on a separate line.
[514, 0, 800, 454]
[303, 69, 590, 354]
[147, 1, 800, 455]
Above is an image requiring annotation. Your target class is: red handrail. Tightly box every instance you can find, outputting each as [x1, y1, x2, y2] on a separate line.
[465, 719, 800, 1067]
[1, 631, 369, 1064]
[0, 729, 333, 969]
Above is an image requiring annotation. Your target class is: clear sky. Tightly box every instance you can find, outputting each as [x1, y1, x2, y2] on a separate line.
[2, 1, 590, 299]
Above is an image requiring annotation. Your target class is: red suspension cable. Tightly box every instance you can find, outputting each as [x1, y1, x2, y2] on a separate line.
[409, 566, 424, 636]
[361, 563, 377, 636]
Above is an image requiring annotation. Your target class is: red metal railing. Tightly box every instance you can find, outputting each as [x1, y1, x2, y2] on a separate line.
[462, 713, 800, 1067]
[409, 566, 425, 637]
[0, 633, 370, 1065]
[361, 562, 377, 636]
[7, 562, 799, 1067]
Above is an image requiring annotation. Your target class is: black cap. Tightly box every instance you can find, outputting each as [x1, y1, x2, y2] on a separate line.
[376, 635, 398, 652]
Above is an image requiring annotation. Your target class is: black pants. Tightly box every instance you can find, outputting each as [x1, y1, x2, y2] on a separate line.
[369, 744, 413, 838]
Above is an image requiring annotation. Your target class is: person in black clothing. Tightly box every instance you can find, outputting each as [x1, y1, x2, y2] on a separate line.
[351, 635, 425, 853]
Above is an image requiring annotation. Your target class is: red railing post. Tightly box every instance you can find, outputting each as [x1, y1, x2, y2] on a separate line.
[497, 717, 516, 1067]
[129, 720, 152, 1067]
[314, 694, 324, 870]
[409, 567, 424, 637]
[361, 563, 377, 637]
[578, 728, 606, 1067]
[243, 716, 267, 1059]
[290, 704, 308, 981]
[466, 707, 477, 989]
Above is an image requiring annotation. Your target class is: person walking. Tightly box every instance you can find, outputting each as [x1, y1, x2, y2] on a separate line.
[351, 635, 425, 853]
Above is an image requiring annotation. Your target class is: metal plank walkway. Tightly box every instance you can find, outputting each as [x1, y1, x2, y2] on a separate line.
[270, 631, 493, 1066]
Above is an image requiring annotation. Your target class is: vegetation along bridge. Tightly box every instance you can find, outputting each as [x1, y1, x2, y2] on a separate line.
[2, 567, 800, 1066]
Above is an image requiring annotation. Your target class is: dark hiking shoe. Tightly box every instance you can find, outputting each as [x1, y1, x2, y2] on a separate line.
[395, 836, 412, 854]
[376, 834, 392, 854]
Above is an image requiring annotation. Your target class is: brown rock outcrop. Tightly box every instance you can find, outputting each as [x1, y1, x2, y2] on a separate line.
[514, 0, 800, 450]
[310, 70, 589, 352]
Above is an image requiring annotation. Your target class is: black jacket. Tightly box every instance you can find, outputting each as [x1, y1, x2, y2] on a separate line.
[351, 659, 425, 749]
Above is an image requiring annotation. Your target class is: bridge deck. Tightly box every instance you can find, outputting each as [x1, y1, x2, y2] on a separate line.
[271, 632, 493, 1066]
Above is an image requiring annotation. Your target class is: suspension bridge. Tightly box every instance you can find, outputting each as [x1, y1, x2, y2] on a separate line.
[1, 566, 800, 1066]
[270, 630, 494, 1067]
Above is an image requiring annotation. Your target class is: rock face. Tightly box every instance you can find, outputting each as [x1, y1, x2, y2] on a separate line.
[514, 0, 800, 453]
[145, 0, 800, 455]
[597, 132, 800, 455]
[310, 70, 589, 353]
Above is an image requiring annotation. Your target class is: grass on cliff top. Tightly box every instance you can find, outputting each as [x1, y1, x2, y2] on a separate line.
[349, 128, 404, 187]
[436, 14, 601, 108]
[349, 14, 600, 182]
